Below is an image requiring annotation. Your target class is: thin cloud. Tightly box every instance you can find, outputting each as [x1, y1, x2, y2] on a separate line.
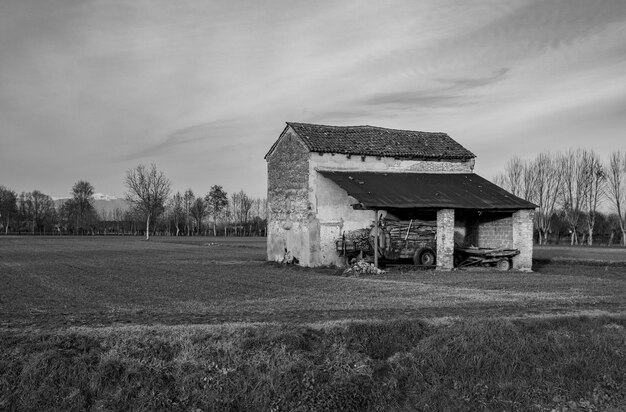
[362, 68, 509, 109]
[364, 91, 474, 108]
[435, 68, 510, 89]
[117, 119, 242, 162]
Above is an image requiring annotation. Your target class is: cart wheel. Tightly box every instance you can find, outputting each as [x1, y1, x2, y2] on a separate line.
[414, 248, 436, 266]
[496, 258, 511, 271]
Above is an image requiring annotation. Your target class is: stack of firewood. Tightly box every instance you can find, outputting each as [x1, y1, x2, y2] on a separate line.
[383, 219, 436, 252]
[337, 228, 372, 254]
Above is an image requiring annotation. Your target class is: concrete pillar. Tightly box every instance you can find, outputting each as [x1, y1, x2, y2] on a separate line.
[436, 208, 455, 271]
[512, 209, 534, 271]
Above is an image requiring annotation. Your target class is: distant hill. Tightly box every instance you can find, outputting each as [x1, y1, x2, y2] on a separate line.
[54, 193, 129, 219]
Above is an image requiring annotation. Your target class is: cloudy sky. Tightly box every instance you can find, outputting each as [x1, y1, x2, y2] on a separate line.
[1, 0, 626, 199]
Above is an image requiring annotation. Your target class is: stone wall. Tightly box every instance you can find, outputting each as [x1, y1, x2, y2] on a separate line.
[266, 129, 312, 264]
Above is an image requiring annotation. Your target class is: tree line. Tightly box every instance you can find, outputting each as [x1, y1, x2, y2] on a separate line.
[0, 164, 267, 238]
[493, 149, 626, 246]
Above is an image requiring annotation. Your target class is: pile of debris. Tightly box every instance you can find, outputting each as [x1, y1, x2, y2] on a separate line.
[281, 249, 299, 265]
[342, 259, 386, 276]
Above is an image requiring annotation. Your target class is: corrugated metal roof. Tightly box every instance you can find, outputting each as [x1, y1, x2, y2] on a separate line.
[266, 122, 475, 160]
[318, 171, 537, 210]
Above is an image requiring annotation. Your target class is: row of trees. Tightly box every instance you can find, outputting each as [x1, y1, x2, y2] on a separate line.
[493, 149, 626, 246]
[0, 164, 267, 238]
[123, 164, 267, 239]
[162, 187, 267, 238]
[0, 182, 101, 235]
[0, 189, 56, 235]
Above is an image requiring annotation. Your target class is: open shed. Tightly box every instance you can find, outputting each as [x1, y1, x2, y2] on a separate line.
[265, 122, 536, 270]
[319, 171, 536, 270]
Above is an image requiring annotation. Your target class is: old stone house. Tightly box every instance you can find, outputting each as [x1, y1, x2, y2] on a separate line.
[265, 122, 536, 270]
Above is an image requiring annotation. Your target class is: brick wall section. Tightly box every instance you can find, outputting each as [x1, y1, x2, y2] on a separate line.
[512, 209, 534, 270]
[266, 130, 311, 263]
[403, 158, 475, 173]
[466, 214, 513, 249]
[436, 209, 455, 270]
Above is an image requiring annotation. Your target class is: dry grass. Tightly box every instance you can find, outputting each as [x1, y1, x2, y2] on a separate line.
[1, 316, 625, 411]
[1, 237, 626, 410]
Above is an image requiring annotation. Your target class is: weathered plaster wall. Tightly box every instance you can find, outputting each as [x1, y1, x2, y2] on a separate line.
[310, 153, 474, 175]
[312, 173, 375, 266]
[512, 209, 534, 270]
[266, 129, 312, 265]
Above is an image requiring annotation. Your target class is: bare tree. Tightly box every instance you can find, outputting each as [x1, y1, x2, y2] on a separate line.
[493, 156, 535, 201]
[492, 174, 507, 192]
[24, 190, 55, 234]
[206, 185, 228, 236]
[168, 192, 184, 236]
[494, 156, 524, 197]
[183, 189, 195, 236]
[228, 191, 253, 236]
[521, 162, 537, 203]
[124, 164, 172, 240]
[0, 186, 17, 234]
[70, 180, 95, 234]
[606, 151, 626, 245]
[190, 196, 207, 235]
[232, 190, 252, 224]
[560, 149, 589, 245]
[533, 153, 563, 245]
[249, 197, 268, 236]
[222, 200, 232, 236]
[581, 150, 605, 245]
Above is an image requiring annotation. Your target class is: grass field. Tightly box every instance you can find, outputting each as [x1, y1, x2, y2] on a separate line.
[534, 245, 626, 264]
[1, 236, 626, 411]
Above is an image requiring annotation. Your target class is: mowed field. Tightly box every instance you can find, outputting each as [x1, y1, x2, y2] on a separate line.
[2, 237, 626, 411]
[534, 244, 626, 263]
[1, 237, 625, 329]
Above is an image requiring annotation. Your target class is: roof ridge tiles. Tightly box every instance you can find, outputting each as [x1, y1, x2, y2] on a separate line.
[283, 122, 475, 160]
[287, 122, 448, 135]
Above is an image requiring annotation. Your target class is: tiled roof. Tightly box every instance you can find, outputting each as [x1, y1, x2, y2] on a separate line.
[283, 122, 475, 160]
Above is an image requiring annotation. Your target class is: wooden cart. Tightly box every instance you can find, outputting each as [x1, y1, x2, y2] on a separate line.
[454, 247, 520, 271]
[336, 219, 437, 266]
